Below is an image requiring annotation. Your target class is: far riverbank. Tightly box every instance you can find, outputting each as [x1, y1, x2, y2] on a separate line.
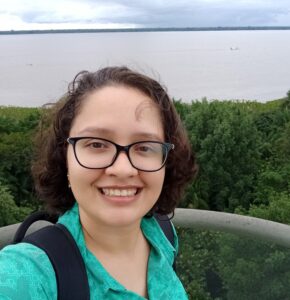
[1, 26, 290, 35]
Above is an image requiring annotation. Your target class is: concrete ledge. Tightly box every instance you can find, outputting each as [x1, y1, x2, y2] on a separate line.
[0, 221, 52, 249]
[1, 209, 290, 249]
[172, 208, 290, 248]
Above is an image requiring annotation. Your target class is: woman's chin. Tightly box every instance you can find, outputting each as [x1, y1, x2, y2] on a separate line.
[101, 209, 144, 228]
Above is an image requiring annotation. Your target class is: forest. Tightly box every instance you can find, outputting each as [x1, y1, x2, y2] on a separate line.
[0, 92, 290, 299]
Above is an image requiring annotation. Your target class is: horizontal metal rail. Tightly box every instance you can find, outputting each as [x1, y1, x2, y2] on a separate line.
[172, 208, 290, 248]
[0, 221, 51, 249]
[1, 209, 290, 249]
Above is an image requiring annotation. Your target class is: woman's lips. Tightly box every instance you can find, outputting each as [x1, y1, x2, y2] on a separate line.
[101, 188, 138, 197]
[99, 187, 142, 204]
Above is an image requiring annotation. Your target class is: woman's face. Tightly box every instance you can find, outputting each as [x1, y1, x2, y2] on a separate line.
[67, 85, 165, 228]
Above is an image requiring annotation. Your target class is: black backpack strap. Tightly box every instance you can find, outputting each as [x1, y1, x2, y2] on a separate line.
[22, 224, 90, 300]
[153, 214, 175, 247]
[13, 211, 58, 244]
[153, 214, 177, 271]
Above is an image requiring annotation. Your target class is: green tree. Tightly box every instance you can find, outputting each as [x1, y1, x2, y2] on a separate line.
[253, 107, 290, 204]
[183, 101, 261, 212]
[0, 132, 36, 206]
[177, 228, 220, 299]
[0, 107, 41, 207]
[217, 193, 290, 299]
[0, 183, 32, 226]
[216, 232, 290, 300]
[281, 90, 290, 110]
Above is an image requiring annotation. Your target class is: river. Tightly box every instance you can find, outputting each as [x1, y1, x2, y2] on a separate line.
[0, 30, 290, 106]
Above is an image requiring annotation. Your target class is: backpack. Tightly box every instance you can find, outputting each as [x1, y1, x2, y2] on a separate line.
[12, 211, 176, 300]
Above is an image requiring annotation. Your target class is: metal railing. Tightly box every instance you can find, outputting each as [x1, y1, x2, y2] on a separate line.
[1, 208, 290, 249]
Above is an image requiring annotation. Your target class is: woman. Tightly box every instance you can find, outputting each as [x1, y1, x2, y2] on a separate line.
[0, 66, 197, 299]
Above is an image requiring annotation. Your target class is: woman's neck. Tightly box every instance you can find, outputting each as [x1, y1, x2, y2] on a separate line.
[80, 211, 144, 255]
[80, 210, 150, 298]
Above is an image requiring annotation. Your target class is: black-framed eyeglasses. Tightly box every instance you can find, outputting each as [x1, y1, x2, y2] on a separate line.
[67, 137, 174, 172]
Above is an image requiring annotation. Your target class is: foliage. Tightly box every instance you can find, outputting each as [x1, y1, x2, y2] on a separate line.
[173, 93, 290, 299]
[0, 107, 41, 207]
[0, 132, 35, 205]
[216, 234, 290, 300]
[182, 100, 262, 212]
[177, 228, 223, 299]
[178, 225, 290, 299]
[0, 183, 32, 226]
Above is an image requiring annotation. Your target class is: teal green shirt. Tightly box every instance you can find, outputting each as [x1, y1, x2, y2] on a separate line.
[0, 204, 188, 299]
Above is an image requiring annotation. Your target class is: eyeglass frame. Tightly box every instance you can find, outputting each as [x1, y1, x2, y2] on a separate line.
[66, 137, 175, 172]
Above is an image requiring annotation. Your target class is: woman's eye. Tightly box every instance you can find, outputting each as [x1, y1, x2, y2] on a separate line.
[138, 146, 151, 152]
[83, 140, 108, 149]
[135, 143, 155, 153]
[89, 142, 105, 148]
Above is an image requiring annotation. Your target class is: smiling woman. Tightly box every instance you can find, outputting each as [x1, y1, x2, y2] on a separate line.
[0, 66, 197, 300]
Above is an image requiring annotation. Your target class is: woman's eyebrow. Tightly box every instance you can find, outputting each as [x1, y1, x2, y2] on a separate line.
[76, 127, 112, 136]
[76, 127, 163, 141]
[132, 132, 163, 141]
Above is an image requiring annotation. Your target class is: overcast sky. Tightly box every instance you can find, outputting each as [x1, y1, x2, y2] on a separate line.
[0, 0, 290, 31]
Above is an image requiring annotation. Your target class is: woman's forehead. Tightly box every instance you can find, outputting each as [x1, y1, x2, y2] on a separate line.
[70, 86, 164, 139]
[76, 86, 160, 118]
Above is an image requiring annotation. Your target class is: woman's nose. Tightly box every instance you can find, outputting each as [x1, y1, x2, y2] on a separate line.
[104, 152, 138, 177]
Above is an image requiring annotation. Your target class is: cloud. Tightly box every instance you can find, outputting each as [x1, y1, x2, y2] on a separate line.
[91, 0, 290, 27]
[0, 0, 138, 30]
[0, 0, 289, 30]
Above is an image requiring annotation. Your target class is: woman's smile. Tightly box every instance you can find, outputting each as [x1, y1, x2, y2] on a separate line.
[101, 187, 138, 197]
[98, 185, 143, 204]
[98, 186, 142, 205]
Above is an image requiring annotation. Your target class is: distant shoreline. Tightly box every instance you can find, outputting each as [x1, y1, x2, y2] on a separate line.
[1, 26, 290, 35]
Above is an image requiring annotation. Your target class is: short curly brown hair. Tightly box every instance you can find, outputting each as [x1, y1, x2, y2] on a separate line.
[32, 66, 197, 216]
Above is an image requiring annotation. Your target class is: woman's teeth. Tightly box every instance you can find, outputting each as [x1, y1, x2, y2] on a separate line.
[101, 188, 137, 197]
